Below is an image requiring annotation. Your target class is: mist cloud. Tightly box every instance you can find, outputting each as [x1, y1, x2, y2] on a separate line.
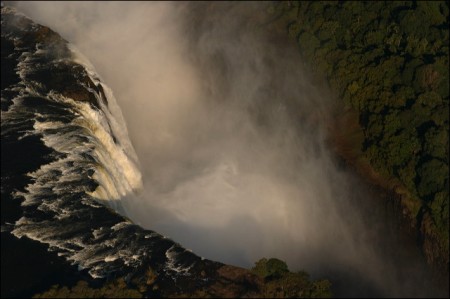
[11, 2, 443, 297]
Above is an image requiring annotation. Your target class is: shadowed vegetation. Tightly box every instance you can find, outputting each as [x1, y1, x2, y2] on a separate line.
[266, 1, 448, 269]
[251, 258, 332, 298]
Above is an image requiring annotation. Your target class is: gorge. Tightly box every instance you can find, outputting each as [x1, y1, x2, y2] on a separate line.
[1, 2, 448, 298]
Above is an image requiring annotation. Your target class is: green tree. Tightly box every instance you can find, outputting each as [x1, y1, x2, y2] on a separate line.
[417, 159, 447, 199]
[251, 258, 289, 279]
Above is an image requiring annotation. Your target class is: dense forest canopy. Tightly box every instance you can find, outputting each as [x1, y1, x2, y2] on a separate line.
[268, 0, 449, 266]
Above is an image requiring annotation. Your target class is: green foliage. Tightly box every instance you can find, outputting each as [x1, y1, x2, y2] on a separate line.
[397, 159, 419, 195]
[33, 279, 142, 298]
[392, 86, 415, 107]
[431, 191, 450, 244]
[251, 257, 289, 279]
[401, 58, 424, 85]
[417, 91, 443, 109]
[423, 127, 448, 160]
[268, 0, 449, 261]
[417, 159, 447, 199]
[251, 258, 332, 298]
[364, 30, 385, 47]
[298, 31, 320, 58]
[310, 279, 333, 298]
[287, 21, 301, 39]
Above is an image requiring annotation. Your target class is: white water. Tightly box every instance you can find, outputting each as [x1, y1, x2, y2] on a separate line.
[69, 44, 142, 200]
[8, 3, 445, 297]
[3, 38, 142, 201]
[10, 0, 382, 277]
[3, 23, 147, 277]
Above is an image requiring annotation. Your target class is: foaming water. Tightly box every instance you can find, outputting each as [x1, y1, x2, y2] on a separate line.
[2, 7, 152, 279]
[7, 2, 448, 297]
[69, 44, 142, 200]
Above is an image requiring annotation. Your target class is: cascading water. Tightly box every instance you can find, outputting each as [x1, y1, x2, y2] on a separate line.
[2, 3, 447, 298]
[1, 6, 202, 281]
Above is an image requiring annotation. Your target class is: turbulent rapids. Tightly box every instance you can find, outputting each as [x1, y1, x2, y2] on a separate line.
[1, 6, 207, 281]
[2, 4, 447, 298]
[11, 43, 143, 205]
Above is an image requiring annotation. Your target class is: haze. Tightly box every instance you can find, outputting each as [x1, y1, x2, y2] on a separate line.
[12, 2, 441, 297]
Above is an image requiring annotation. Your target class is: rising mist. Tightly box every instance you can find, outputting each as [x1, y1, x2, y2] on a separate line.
[11, 2, 442, 297]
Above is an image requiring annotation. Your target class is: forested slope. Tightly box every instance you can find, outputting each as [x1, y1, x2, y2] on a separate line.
[267, 1, 448, 269]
